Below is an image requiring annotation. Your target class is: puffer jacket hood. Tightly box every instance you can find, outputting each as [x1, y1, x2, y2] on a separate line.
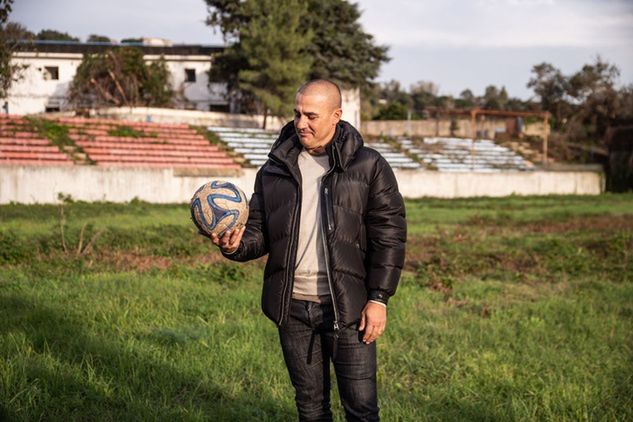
[269, 120, 364, 175]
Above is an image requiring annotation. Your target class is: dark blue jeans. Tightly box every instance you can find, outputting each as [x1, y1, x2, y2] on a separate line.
[278, 299, 379, 422]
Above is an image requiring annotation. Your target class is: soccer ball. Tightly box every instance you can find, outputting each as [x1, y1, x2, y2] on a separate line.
[190, 180, 249, 237]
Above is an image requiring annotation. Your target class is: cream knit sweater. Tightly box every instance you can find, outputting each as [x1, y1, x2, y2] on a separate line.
[292, 149, 331, 302]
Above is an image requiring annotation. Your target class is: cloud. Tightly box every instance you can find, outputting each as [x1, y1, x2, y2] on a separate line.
[357, 0, 633, 48]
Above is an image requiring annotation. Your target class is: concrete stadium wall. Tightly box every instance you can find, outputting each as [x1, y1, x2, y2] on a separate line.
[361, 119, 546, 139]
[0, 165, 604, 205]
[393, 169, 604, 198]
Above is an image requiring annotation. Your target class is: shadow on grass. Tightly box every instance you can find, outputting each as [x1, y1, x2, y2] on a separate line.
[0, 294, 293, 421]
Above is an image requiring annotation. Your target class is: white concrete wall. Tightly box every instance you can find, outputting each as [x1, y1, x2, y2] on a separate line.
[85, 106, 288, 130]
[7, 52, 80, 115]
[341, 88, 361, 129]
[393, 169, 604, 198]
[0, 165, 604, 205]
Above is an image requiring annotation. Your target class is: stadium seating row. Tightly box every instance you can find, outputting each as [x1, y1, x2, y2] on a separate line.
[0, 115, 239, 169]
[398, 137, 534, 172]
[0, 114, 535, 172]
[208, 126, 422, 169]
[0, 116, 75, 165]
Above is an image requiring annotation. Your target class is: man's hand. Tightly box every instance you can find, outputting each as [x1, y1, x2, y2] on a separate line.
[210, 226, 245, 254]
[358, 301, 387, 344]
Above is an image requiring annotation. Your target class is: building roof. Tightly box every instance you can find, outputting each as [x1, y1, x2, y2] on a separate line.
[15, 40, 225, 56]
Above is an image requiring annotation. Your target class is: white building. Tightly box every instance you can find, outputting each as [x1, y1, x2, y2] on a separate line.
[5, 39, 362, 129]
[6, 40, 228, 115]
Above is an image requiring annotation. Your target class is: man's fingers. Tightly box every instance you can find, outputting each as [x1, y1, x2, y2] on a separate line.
[358, 311, 366, 331]
[364, 323, 386, 344]
[230, 226, 245, 247]
[363, 324, 377, 343]
[359, 302, 387, 343]
[211, 233, 220, 246]
[221, 230, 234, 248]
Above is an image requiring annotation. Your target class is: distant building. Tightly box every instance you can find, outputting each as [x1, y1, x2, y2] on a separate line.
[5, 39, 362, 129]
[6, 40, 229, 115]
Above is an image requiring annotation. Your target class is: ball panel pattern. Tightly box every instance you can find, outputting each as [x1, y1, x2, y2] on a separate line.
[190, 180, 249, 237]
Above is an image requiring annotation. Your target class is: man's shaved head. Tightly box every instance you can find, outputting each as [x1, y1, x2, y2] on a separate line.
[297, 79, 342, 110]
[294, 79, 343, 153]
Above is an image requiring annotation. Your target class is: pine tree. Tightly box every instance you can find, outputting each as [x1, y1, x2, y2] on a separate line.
[205, 0, 389, 118]
[237, 0, 312, 128]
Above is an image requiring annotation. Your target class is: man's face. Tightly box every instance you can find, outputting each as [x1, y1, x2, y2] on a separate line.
[294, 90, 342, 152]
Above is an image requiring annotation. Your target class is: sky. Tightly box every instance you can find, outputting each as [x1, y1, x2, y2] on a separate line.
[11, 0, 633, 100]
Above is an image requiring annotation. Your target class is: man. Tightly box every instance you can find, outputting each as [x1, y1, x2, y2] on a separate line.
[211, 79, 406, 421]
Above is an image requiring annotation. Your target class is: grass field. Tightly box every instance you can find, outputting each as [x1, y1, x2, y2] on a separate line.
[1, 194, 632, 421]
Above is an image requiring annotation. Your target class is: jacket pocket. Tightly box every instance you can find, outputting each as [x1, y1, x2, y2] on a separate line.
[323, 186, 335, 233]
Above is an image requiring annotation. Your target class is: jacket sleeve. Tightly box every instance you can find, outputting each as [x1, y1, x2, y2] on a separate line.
[222, 168, 268, 262]
[364, 156, 407, 304]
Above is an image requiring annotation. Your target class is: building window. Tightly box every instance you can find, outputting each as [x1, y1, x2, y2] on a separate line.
[185, 68, 196, 83]
[44, 66, 59, 80]
[209, 104, 229, 113]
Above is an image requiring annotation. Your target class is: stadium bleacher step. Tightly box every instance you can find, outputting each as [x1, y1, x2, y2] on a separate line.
[209, 126, 422, 170]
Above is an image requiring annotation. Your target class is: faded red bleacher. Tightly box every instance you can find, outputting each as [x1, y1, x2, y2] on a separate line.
[63, 117, 240, 170]
[0, 115, 73, 166]
[0, 115, 240, 170]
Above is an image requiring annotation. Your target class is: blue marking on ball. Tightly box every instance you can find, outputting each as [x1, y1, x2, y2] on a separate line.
[190, 181, 248, 237]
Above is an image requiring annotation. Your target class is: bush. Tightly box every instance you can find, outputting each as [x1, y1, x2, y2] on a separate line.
[0, 231, 34, 264]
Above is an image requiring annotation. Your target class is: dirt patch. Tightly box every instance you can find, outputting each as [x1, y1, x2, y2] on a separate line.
[519, 214, 633, 234]
[466, 214, 633, 234]
[97, 250, 228, 272]
[98, 251, 173, 272]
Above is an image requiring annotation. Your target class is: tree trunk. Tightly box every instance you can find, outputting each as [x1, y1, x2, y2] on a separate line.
[262, 108, 268, 130]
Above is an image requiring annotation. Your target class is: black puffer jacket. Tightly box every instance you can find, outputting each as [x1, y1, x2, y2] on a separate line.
[226, 120, 406, 328]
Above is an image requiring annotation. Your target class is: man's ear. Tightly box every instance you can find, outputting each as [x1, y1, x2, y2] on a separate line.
[332, 108, 342, 123]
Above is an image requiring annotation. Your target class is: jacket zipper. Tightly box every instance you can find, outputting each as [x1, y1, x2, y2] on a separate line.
[321, 173, 340, 337]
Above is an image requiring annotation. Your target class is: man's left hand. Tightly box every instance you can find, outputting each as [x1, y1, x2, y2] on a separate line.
[358, 302, 387, 344]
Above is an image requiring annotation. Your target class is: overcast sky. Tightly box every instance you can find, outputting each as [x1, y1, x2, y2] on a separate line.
[11, 0, 633, 99]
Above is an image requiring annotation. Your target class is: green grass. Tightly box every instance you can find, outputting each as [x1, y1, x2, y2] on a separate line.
[1, 194, 632, 421]
[25, 117, 96, 165]
[107, 125, 157, 138]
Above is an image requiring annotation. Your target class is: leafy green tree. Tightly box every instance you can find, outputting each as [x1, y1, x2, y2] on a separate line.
[36, 29, 79, 42]
[304, 0, 388, 89]
[3, 21, 33, 40]
[455, 89, 475, 109]
[68, 47, 173, 108]
[373, 101, 407, 120]
[0, 0, 10, 23]
[410, 81, 439, 115]
[205, 0, 389, 116]
[614, 85, 633, 125]
[528, 57, 628, 145]
[0, 0, 27, 100]
[527, 62, 569, 128]
[482, 85, 508, 110]
[236, 0, 312, 128]
[567, 57, 622, 141]
[87, 34, 112, 43]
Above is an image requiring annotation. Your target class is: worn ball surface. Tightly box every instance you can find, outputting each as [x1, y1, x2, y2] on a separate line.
[190, 180, 249, 237]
